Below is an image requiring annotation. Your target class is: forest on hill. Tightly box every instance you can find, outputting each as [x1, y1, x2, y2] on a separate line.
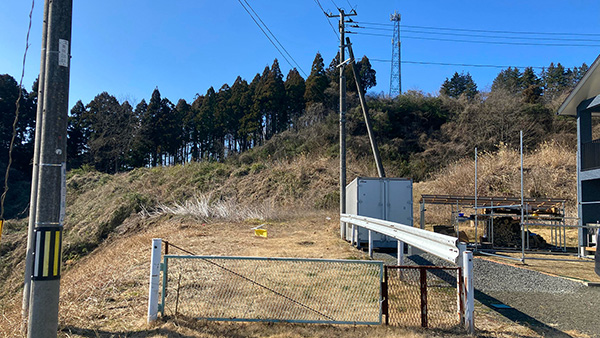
[0, 52, 589, 219]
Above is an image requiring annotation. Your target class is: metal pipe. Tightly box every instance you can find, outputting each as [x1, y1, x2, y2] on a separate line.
[520, 131, 525, 263]
[474, 147, 478, 251]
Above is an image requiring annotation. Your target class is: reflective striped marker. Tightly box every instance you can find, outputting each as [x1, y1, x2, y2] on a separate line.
[32, 227, 62, 280]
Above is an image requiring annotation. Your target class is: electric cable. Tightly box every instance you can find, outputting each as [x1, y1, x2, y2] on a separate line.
[240, 0, 307, 77]
[353, 31, 600, 47]
[351, 25, 600, 42]
[313, 0, 340, 40]
[356, 21, 600, 37]
[236, 0, 301, 76]
[370, 58, 546, 70]
[1, 0, 35, 229]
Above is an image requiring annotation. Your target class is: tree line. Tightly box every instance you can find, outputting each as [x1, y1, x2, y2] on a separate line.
[0, 55, 588, 218]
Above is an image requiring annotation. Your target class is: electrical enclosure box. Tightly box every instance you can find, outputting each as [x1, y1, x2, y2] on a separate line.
[345, 177, 413, 248]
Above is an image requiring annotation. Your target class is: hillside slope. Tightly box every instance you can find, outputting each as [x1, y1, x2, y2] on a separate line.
[0, 140, 578, 337]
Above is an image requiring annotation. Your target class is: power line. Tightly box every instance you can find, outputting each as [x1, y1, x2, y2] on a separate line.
[370, 58, 547, 70]
[313, 0, 340, 40]
[345, 0, 354, 10]
[352, 25, 600, 42]
[353, 31, 600, 47]
[237, 0, 307, 77]
[355, 21, 600, 37]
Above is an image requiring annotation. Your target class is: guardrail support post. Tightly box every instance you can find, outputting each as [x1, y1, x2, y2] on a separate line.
[463, 250, 474, 333]
[368, 230, 373, 258]
[148, 238, 162, 323]
[397, 240, 404, 265]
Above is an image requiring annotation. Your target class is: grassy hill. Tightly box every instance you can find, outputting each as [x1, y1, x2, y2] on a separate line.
[0, 133, 580, 337]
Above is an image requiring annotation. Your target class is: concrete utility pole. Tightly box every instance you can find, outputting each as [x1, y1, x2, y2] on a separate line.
[22, 0, 50, 332]
[346, 37, 385, 178]
[27, 1, 72, 337]
[327, 8, 356, 239]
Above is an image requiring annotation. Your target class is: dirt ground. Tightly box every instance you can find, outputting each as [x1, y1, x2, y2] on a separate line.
[0, 212, 555, 338]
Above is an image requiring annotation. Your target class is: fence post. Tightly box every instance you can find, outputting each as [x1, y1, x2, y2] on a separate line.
[419, 267, 428, 328]
[463, 251, 474, 333]
[148, 238, 162, 323]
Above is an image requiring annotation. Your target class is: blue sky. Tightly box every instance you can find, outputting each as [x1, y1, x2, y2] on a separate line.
[1, 0, 599, 108]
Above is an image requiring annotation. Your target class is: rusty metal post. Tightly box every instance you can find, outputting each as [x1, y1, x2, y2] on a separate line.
[420, 267, 428, 328]
[383, 266, 389, 325]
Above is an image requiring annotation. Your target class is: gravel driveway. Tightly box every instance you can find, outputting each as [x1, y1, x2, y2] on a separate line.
[373, 251, 600, 337]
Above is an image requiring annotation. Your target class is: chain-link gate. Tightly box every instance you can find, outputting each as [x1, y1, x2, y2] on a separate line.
[160, 255, 383, 324]
[384, 266, 463, 328]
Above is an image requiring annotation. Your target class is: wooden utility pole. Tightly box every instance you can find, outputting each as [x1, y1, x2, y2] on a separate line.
[327, 8, 356, 239]
[27, 1, 72, 337]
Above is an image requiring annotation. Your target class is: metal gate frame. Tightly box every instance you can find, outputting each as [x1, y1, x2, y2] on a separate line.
[383, 265, 463, 328]
[159, 255, 384, 325]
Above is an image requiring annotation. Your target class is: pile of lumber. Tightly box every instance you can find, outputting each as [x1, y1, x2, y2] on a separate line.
[493, 217, 547, 248]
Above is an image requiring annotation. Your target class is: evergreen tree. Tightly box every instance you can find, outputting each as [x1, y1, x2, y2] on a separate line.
[541, 63, 569, 101]
[175, 98, 192, 163]
[67, 100, 89, 169]
[440, 72, 478, 99]
[348, 56, 377, 92]
[284, 68, 306, 129]
[259, 59, 286, 138]
[84, 92, 133, 173]
[491, 67, 522, 93]
[198, 87, 216, 159]
[228, 76, 250, 152]
[214, 84, 232, 159]
[144, 88, 163, 166]
[239, 73, 262, 150]
[304, 52, 328, 105]
[129, 99, 150, 167]
[189, 95, 204, 161]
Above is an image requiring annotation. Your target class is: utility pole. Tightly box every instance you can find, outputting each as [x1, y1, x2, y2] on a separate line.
[27, 1, 72, 337]
[389, 11, 401, 97]
[346, 37, 385, 178]
[327, 8, 356, 239]
[22, 0, 50, 333]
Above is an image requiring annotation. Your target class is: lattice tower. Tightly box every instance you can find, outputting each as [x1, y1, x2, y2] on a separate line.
[389, 11, 401, 97]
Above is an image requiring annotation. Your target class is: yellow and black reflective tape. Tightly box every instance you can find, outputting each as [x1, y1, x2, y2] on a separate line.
[33, 227, 62, 280]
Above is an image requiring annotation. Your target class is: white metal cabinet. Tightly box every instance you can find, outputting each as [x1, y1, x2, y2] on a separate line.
[345, 177, 413, 248]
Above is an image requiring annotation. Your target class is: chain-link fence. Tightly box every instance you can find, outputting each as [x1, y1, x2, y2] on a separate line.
[384, 266, 462, 328]
[160, 255, 383, 324]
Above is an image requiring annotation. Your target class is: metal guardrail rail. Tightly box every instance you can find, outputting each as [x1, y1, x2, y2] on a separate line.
[340, 214, 462, 264]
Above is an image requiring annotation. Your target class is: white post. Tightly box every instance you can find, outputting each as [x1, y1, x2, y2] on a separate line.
[463, 250, 474, 333]
[148, 238, 162, 323]
[397, 240, 404, 265]
[368, 230, 373, 258]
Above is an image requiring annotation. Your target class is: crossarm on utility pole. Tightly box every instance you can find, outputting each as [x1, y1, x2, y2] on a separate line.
[346, 37, 386, 178]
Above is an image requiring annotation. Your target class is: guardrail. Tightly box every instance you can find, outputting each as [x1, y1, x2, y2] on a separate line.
[340, 213, 474, 333]
[340, 214, 463, 264]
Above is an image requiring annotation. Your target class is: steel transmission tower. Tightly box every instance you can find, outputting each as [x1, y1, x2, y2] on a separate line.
[389, 11, 401, 97]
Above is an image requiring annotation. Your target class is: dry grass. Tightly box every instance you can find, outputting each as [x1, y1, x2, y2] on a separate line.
[1, 213, 544, 338]
[414, 141, 577, 225]
[0, 143, 585, 337]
